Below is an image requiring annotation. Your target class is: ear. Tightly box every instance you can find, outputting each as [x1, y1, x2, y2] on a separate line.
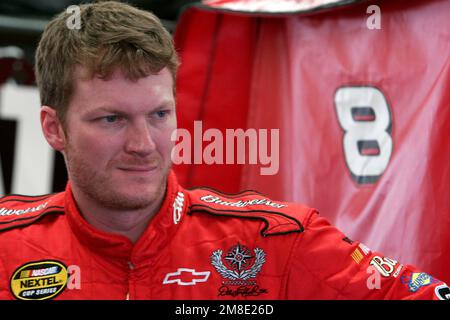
[40, 106, 66, 151]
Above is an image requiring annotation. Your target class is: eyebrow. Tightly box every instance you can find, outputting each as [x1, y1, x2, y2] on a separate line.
[92, 101, 175, 113]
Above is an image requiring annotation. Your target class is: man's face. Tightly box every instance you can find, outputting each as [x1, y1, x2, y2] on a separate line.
[62, 67, 176, 210]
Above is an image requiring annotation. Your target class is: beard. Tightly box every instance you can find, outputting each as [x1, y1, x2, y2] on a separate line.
[64, 146, 171, 211]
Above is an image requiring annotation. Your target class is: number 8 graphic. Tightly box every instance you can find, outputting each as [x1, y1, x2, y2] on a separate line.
[334, 86, 393, 184]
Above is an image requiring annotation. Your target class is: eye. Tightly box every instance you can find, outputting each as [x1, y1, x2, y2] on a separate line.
[154, 110, 169, 119]
[102, 115, 121, 123]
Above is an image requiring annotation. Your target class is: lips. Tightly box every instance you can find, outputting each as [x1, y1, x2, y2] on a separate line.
[115, 157, 160, 174]
[118, 166, 158, 172]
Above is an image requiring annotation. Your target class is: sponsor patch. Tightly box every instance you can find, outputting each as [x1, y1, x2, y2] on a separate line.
[351, 248, 364, 264]
[0, 202, 48, 216]
[10, 260, 68, 300]
[435, 284, 450, 300]
[358, 243, 371, 255]
[173, 192, 185, 225]
[400, 272, 438, 293]
[351, 243, 371, 264]
[200, 195, 286, 209]
[211, 243, 268, 297]
[392, 264, 404, 278]
[163, 268, 210, 286]
[369, 256, 399, 277]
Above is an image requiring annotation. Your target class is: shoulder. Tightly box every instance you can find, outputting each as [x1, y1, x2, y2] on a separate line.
[0, 192, 65, 232]
[184, 186, 317, 237]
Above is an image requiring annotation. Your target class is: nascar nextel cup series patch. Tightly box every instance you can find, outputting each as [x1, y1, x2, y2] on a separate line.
[10, 260, 68, 300]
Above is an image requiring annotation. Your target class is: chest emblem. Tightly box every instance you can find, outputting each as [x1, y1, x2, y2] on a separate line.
[211, 243, 268, 297]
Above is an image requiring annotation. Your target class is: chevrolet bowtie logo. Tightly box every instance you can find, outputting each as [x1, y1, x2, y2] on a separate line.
[163, 268, 210, 286]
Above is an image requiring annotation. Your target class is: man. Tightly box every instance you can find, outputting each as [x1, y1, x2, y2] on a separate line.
[0, 1, 448, 300]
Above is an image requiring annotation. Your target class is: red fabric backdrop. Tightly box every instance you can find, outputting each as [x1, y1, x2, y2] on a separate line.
[173, 0, 450, 283]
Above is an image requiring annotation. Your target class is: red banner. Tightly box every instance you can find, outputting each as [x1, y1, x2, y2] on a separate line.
[174, 0, 450, 283]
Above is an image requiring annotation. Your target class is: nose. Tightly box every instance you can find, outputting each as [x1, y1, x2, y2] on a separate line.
[124, 119, 156, 156]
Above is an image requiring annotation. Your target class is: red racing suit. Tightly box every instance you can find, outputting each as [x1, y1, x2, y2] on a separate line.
[0, 171, 448, 300]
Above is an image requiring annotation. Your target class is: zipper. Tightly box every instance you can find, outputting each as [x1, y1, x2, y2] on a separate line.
[126, 261, 135, 300]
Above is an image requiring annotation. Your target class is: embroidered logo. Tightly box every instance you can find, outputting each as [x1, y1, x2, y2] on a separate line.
[173, 192, 184, 224]
[369, 256, 399, 277]
[401, 272, 438, 292]
[351, 248, 364, 264]
[211, 243, 268, 297]
[435, 284, 450, 300]
[163, 268, 210, 286]
[10, 260, 68, 300]
[0, 202, 48, 216]
[200, 195, 286, 208]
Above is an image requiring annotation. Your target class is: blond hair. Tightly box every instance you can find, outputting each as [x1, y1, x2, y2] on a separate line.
[35, 1, 179, 121]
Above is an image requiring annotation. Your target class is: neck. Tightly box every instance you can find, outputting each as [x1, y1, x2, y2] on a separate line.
[71, 187, 166, 243]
